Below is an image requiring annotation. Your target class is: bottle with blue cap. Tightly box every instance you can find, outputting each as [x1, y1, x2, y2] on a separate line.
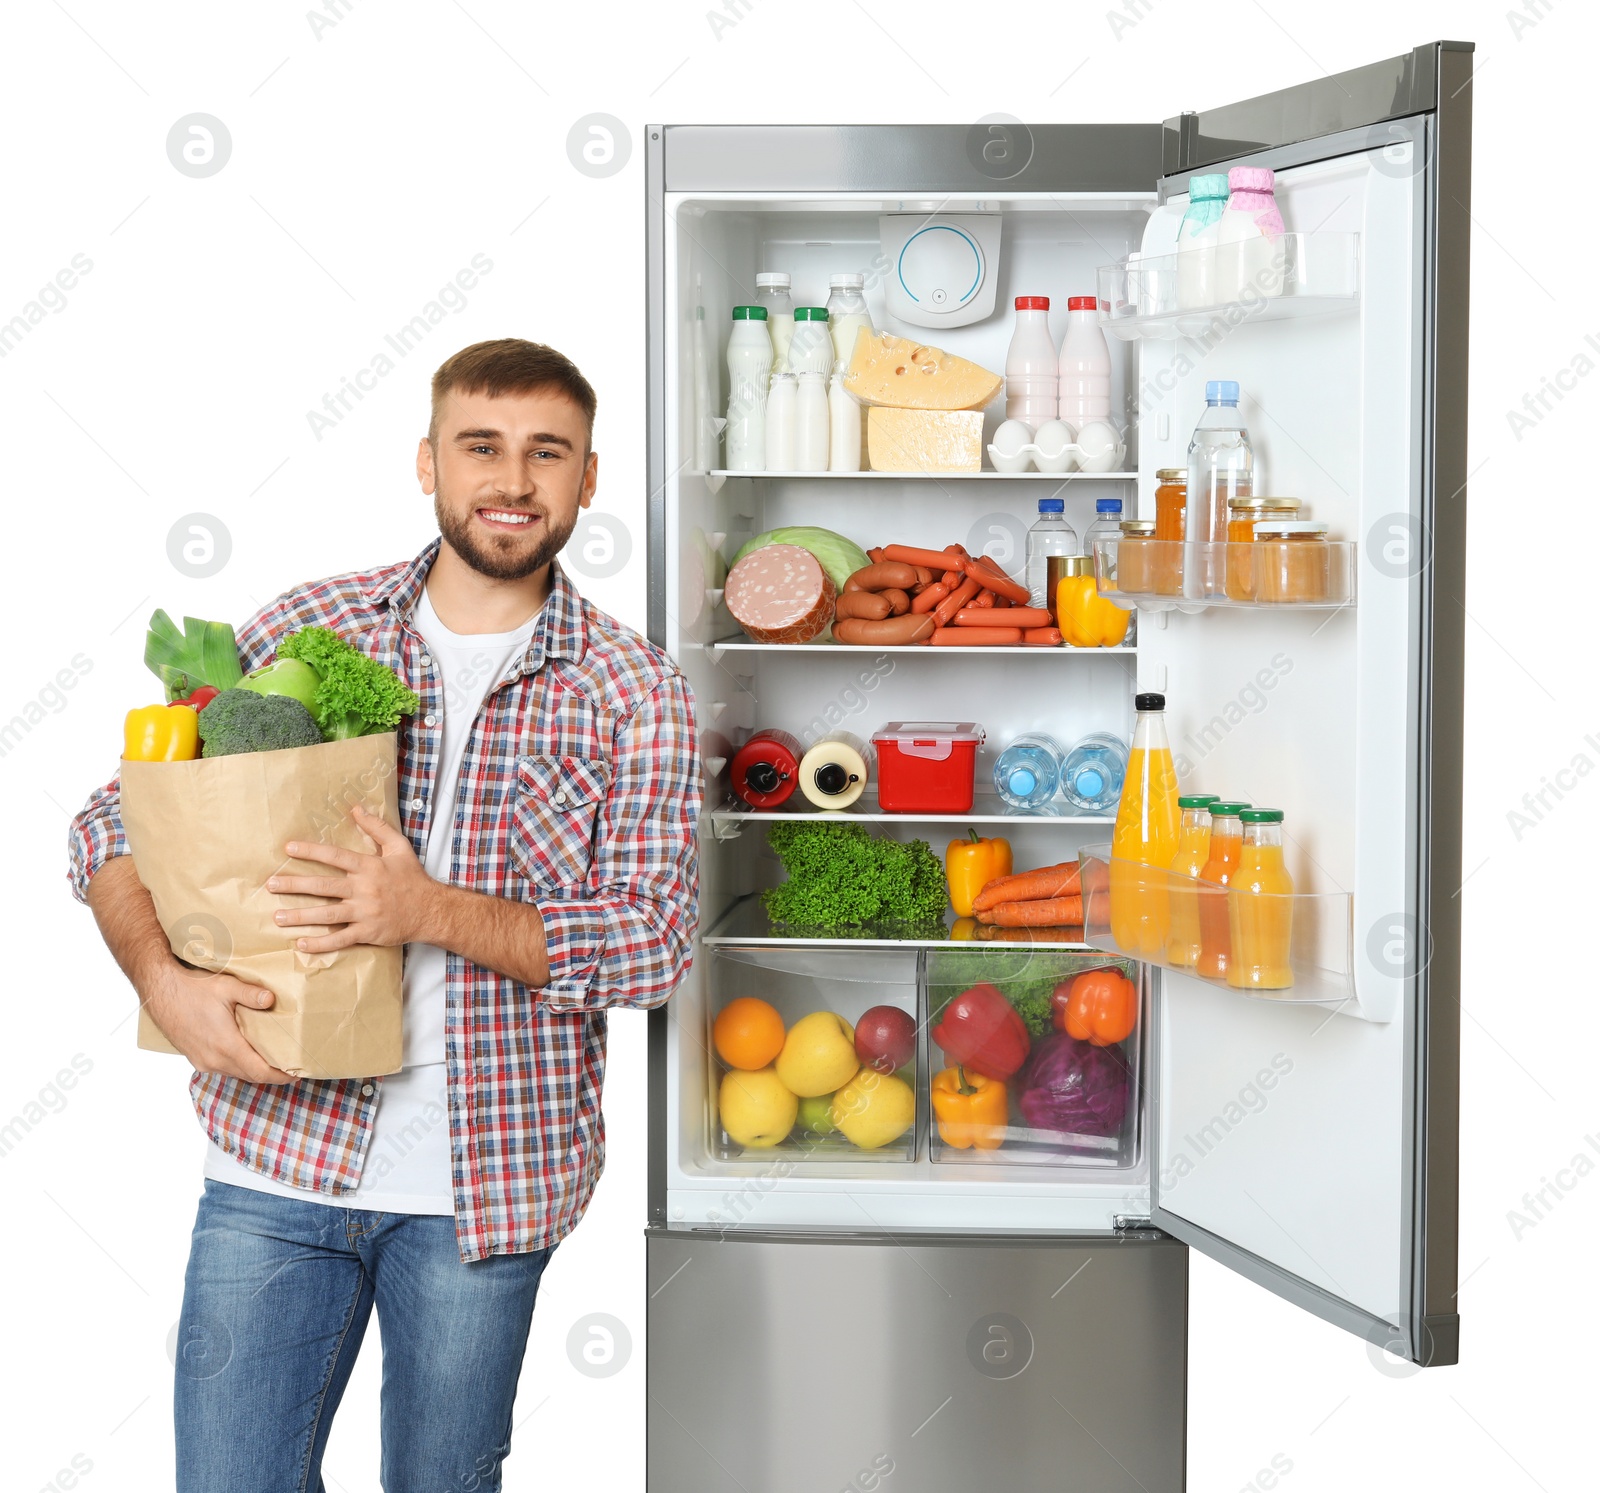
[1187, 379, 1255, 574]
[1024, 496, 1078, 610]
[993, 731, 1064, 811]
[1060, 731, 1129, 814]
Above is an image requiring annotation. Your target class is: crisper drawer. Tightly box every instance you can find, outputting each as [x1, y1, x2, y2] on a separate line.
[646, 1227, 1187, 1493]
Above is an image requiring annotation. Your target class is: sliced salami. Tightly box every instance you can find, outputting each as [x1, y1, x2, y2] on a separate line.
[725, 543, 837, 644]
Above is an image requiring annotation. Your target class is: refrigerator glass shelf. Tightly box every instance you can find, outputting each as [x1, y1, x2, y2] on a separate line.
[707, 469, 1138, 481]
[709, 789, 1115, 827]
[702, 636, 1137, 658]
[1095, 231, 1360, 342]
[1077, 847, 1374, 1018]
[704, 894, 1092, 950]
[1091, 539, 1357, 613]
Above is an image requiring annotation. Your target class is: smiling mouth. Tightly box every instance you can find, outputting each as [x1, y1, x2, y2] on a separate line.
[476, 507, 541, 532]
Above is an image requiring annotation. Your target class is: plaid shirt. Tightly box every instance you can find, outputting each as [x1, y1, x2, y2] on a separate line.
[69, 541, 699, 1260]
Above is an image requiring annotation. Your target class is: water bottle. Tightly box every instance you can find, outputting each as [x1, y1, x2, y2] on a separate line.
[993, 732, 1064, 810]
[1083, 497, 1124, 551]
[1025, 498, 1078, 609]
[1186, 378, 1255, 546]
[1060, 731, 1128, 813]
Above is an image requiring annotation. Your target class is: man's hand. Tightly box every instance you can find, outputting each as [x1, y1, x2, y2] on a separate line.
[268, 804, 439, 953]
[144, 964, 296, 1085]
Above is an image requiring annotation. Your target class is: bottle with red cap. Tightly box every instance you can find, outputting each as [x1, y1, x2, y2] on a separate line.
[1057, 294, 1111, 432]
[730, 729, 804, 809]
[1004, 295, 1059, 433]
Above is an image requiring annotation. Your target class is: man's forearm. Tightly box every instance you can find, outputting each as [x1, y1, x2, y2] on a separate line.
[416, 882, 551, 990]
[86, 855, 177, 995]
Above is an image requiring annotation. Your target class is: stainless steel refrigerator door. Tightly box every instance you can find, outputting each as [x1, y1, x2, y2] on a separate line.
[646, 1228, 1186, 1493]
[1144, 41, 1471, 1368]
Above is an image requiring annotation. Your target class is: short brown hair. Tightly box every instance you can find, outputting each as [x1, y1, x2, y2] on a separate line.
[429, 338, 598, 449]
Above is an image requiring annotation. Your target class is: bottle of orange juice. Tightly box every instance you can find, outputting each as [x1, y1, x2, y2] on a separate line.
[1194, 801, 1249, 980]
[1110, 692, 1182, 956]
[1165, 794, 1218, 968]
[1228, 808, 1295, 989]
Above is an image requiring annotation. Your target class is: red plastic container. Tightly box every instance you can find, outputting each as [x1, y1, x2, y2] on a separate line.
[871, 721, 986, 813]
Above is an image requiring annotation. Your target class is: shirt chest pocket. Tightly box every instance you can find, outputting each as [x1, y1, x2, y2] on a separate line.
[509, 754, 609, 892]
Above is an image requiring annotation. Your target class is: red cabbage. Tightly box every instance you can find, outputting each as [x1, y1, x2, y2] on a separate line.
[1016, 1032, 1130, 1137]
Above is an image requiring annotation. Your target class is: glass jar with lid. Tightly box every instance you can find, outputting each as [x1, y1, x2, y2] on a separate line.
[1117, 518, 1157, 596]
[1152, 468, 1186, 594]
[1253, 520, 1331, 604]
[1226, 496, 1303, 599]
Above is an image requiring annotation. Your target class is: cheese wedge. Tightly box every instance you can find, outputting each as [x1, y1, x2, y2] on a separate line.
[867, 408, 984, 474]
[844, 331, 1003, 411]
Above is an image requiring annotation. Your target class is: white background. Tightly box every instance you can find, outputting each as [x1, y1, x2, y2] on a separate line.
[0, 3, 1588, 1491]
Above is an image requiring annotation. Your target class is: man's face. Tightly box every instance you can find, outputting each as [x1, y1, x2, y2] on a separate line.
[417, 387, 597, 581]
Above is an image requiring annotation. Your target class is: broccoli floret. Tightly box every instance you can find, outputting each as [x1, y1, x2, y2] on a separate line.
[198, 689, 325, 757]
[762, 822, 948, 933]
[277, 625, 419, 739]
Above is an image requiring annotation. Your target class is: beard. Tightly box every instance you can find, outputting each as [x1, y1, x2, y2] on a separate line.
[435, 492, 578, 581]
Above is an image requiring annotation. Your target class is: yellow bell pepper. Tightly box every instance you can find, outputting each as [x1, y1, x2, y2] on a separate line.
[123, 703, 200, 762]
[950, 916, 980, 942]
[1056, 572, 1131, 648]
[945, 829, 1012, 918]
[931, 1066, 1008, 1150]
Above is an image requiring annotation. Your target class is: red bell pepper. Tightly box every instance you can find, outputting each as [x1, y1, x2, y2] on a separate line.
[176, 685, 220, 711]
[931, 982, 1031, 1081]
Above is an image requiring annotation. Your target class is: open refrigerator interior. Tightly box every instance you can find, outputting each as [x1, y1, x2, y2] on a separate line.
[655, 129, 1438, 1339]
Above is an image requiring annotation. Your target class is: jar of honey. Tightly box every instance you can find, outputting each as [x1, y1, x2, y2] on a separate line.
[1253, 520, 1331, 604]
[1118, 519, 1157, 595]
[1152, 468, 1186, 594]
[1225, 496, 1302, 599]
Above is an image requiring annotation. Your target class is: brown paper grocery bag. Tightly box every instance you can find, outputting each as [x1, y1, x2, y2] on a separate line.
[120, 734, 404, 1080]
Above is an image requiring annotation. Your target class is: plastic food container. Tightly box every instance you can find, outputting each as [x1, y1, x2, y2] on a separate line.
[872, 722, 986, 813]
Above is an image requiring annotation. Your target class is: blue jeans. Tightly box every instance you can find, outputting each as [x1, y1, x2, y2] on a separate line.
[175, 1180, 556, 1493]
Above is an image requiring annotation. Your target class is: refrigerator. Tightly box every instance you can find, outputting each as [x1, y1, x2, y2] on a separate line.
[642, 39, 1471, 1492]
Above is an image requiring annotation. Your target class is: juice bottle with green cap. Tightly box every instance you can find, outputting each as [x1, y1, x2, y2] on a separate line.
[1194, 800, 1250, 980]
[1109, 693, 1182, 956]
[1229, 809, 1295, 990]
[1166, 794, 1219, 969]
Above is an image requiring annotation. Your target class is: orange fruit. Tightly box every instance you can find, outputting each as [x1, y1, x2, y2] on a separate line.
[713, 997, 786, 1070]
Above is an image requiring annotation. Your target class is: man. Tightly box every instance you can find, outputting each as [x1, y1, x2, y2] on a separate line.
[68, 339, 699, 1492]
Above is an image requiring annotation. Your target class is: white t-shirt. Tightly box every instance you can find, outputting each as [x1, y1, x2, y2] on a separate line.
[203, 582, 543, 1214]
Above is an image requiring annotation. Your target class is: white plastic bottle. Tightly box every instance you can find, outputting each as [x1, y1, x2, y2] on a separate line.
[825, 273, 873, 370]
[1175, 173, 1229, 310]
[724, 305, 772, 472]
[789, 307, 834, 378]
[1057, 296, 1111, 432]
[1213, 167, 1285, 304]
[794, 371, 830, 472]
[755, 272, 795, 372]
[1004, 295, 1058, 434]
[827, 370, 862, 473]
[798, 731, 874, 810]
[764, 372, 797, 472]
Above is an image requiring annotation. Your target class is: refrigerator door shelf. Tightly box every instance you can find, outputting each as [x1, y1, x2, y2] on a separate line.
[1078, 846, 1382, 1022]
[1093, 539, 1358, 612]
[1097, 231, 1361, 341]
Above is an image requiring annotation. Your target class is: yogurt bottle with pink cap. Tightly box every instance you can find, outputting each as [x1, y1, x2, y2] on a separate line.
[1213, 166, 1286, 303]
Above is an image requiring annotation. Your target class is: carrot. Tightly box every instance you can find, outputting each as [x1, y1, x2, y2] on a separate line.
[964, 556, 1029, 604]
[910, 581, 951, 613]
[972, 861, 1081, 912]
[1022, 626, 1063, 646]
[932, 576, 981, 628]
[954, 605, 1052, 629]
[930, 626, 1023, 645]
[978, 896, 1085, 927]
[882, 543, 972, 571]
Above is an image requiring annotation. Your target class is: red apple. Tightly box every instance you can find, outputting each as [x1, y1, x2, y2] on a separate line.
[854, 1005, 917, 1074]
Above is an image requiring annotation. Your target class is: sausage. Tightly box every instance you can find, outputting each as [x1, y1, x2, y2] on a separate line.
[963, 555, 1030, 604]
[1021, 626, 1064, 646]
[910, 581, 951, 613]
[833, 613, 938, 646]
[970, 590, 996, 609]
[930, 626, 1024, 645]
[941, 569, 963, 587]
[913, 566, 935, 586]
[932, 576, 982, 628]
[954, 605, 1053, 628]
[866, 547, 886, 563]
[880, 587, 912, 615]
[882, 543, 972, 571]
[834, 590, 892, 621]
[843, 561, 918, 593]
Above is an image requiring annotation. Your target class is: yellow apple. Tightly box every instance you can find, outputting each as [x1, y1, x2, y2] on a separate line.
[719, 1066, 798, 1149]
[832, 1069, 915, 1150]
[775, 1011, 859, 1097]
